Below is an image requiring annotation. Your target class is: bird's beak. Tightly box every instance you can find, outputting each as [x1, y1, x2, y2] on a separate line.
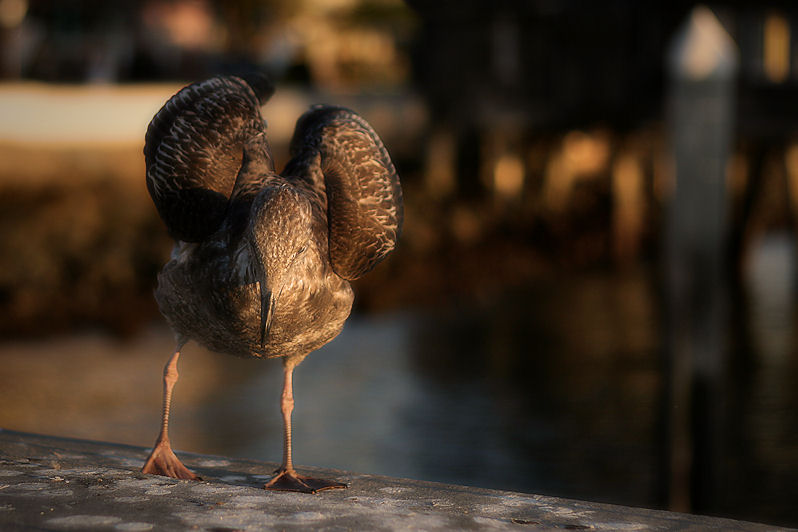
[259, 284, 276, 348]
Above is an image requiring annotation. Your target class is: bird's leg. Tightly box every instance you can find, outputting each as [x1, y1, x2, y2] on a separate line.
[264, 361, 347, 493]
[141, 346, 201, 480]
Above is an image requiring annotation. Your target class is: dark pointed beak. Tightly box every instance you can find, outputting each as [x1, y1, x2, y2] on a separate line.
[259, 285, 276, 348]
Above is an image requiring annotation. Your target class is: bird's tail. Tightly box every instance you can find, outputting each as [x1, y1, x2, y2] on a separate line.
[144, 75, 274, 242]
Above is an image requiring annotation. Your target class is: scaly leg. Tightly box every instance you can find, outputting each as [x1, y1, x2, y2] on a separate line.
[264, 361, 346, 493]
[141, 345, 200, 480]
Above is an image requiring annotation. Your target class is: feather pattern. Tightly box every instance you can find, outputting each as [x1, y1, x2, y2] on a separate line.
[144, 76, 274, 242]
[284, 106, 403, 280]
[142, 75, 401, 489]
[144, 76, 401, 363]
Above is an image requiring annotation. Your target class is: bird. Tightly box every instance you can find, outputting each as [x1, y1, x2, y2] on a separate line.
[139, 74, 403, 493]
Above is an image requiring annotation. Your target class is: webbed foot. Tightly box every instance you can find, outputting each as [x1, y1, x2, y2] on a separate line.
[141, 439, 201, 481]
[264, 467, 347, 493]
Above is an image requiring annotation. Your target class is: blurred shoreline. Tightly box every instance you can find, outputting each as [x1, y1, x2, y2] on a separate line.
[2, 82, 794, 338]
[0, 82, 428, 336]
[0, 82, 557, 337]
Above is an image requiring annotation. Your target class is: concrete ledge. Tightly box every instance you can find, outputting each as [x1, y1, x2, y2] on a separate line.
[0, 429, 784, 531]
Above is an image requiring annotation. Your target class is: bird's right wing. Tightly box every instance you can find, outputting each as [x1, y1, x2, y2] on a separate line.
[283, 106, 403, 280]
[144, 75, 274, 242]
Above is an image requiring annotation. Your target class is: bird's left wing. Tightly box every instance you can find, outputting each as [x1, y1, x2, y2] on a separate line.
[282, 106, 403, 280]
[144, 75, 274, 242]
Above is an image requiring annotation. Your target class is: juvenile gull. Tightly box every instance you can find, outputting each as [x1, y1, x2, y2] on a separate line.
[140, 75, 403, 493]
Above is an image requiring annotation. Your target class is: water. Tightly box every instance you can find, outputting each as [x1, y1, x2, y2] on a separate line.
[1, 238, 797, 527]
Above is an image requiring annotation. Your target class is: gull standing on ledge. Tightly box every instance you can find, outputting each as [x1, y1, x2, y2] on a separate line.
[140, 74, 403, 493]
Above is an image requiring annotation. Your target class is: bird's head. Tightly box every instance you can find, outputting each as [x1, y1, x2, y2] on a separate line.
[248, 181, 313, 347]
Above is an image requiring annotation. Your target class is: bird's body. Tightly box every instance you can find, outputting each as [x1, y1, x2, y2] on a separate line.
[155, 181, 353, 363]
[140, 74, 402, 492]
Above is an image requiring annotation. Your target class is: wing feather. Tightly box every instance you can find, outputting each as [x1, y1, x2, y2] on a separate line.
[284, 106, 403, 280]
[144, 75, 274, 242]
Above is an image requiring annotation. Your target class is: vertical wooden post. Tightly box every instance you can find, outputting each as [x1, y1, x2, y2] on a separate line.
[663, 6, 738, 514]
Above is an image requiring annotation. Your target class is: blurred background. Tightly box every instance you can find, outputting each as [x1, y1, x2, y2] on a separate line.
[1, 0, 797, 527]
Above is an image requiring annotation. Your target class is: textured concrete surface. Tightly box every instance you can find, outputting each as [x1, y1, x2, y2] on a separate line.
[0, 429, 787, 531]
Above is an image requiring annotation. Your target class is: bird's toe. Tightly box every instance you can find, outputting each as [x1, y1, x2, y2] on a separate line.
[264, 468, 346, 494]
[141, 440, 202, 481]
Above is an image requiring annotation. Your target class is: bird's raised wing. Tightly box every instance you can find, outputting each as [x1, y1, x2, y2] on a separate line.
[283, 106, 403, 280]
[144, 75, 274, 242]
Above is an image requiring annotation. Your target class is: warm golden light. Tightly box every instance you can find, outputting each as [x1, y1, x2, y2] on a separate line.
[612, 152, 644, 263]
[764, 12, 790, 83]
[784, 143, 798, 213]
[425, 128, 456, 198]
[0, 0, 26, 29]
[562, 130, 610, 175]
[543, 130, 610, 211]
[493, 153, 525, 199]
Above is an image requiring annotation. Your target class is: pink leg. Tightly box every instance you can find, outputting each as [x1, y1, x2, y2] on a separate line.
[141, 346, 200, 480]
[264, 361, 347, 493]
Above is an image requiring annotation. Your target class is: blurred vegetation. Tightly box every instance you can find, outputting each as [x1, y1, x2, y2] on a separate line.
[0, 146, 171, 336]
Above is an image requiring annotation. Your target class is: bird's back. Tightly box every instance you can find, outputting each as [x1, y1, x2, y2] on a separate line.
[144, 75, 401, 361]
[154, 195, 354, 360]
[155, 256, 355, 361]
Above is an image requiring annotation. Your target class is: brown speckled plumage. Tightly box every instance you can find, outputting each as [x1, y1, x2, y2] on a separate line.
[141, 75, 402, 491]
[144, 75, 402, 364]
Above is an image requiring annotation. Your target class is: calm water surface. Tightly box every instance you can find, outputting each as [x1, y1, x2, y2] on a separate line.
[1, 236, 797, 527]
